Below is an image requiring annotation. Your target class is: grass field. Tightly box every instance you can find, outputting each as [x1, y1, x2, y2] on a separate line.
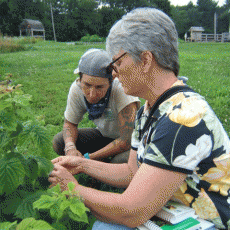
[1, 40, 229, 135]
[0, 39, 230, 229]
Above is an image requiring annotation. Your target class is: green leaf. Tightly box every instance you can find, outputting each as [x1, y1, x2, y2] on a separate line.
[16, 217, 54, 230]
[0, 110, 17, 131]
[67, 181, 75, 192]
[15, 190, 48, 219]
[0, 131, 11, 150]
[33, 195, 56, 210]
[0, 154, 26, 195]
[50, 202, 64, 220]
[5, 94, 32, 107]
[1, 189, 28, 216]
[67, 209, 89, 224]
[70, 200, 89, 217]
[0, 99, 13, 111]
[31, 155, 53, 177]
[59, 200, 71, 212]
[48, 183, 61, 195]
[10, 121, 24, 138]
[25, 157, 39, 181]
[0, 221, 17, 230]
[51, 223, 68, 230]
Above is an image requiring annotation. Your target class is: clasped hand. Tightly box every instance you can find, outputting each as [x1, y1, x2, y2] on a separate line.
[48, 156, 84, 191]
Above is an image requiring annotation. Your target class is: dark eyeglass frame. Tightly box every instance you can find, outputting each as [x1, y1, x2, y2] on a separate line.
[106, 52, 127, 74]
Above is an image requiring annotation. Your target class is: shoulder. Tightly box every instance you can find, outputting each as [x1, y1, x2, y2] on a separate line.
[68, 80, 83, 96]
[161, 91, 210, 128]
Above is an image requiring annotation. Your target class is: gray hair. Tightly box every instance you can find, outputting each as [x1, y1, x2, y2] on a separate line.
[106, 7, 179, 76]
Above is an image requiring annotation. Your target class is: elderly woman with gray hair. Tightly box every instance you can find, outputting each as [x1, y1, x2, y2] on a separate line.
[49, 7, 230, 230]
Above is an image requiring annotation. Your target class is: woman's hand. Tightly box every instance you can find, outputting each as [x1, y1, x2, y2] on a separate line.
[51, 156, 85, 175]
[48, 164, 79, 191]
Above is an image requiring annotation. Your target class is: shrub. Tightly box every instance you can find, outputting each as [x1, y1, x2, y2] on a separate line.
[0, 36, 26, 53]
[0, 35, 43, 53]
[0, 74, 91, 229]
[80, 34, 105, 43]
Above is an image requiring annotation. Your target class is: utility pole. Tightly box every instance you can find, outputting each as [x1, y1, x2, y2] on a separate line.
[50, 1, 57, 42]
[214, 12, 217, 41]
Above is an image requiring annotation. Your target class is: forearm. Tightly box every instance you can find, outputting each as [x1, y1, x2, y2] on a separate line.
[63, 119, 82, 156]
[76, 184, 130, 225]
[89, 138, 131, 160]
[63, 119, 78, 144]
[81, 158, 133, 188]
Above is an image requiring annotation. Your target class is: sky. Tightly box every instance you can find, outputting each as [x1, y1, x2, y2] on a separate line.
[169, 0, 226, 6]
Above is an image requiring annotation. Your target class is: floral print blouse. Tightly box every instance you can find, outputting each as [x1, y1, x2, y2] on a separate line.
[131, 80, 230, 229]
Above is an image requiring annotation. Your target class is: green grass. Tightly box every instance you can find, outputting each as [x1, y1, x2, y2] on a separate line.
[1, 40, 230, 136]
[0, 39, 230, 229]
[179, 41, 230, 135]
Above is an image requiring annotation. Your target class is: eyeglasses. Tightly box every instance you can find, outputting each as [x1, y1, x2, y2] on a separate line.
[106, 52, 127, 75]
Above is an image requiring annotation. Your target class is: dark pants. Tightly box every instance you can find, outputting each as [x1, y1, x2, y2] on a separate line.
[52, 128, 130, 163]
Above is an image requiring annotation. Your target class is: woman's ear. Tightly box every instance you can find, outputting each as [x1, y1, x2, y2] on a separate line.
[141, 51, 154, 73]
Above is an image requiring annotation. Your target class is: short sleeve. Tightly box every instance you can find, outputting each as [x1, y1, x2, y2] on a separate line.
[143, 95, 214, 175]
[112, 78, 140, 113]
[64, 81, 86, 124]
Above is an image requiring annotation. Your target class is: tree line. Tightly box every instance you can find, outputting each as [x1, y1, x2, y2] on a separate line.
[0, 0, 229, 42]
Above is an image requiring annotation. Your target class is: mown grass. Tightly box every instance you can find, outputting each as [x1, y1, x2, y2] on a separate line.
[1, 40, 229, 135]
[0, 39, 229, 229]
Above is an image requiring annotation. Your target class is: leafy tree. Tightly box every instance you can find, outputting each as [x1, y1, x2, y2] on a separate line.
[171, 3, 202, 38]
[96, 6, 125, 37]
[149, 0, 172, 16]
[197, 0, 218, 33]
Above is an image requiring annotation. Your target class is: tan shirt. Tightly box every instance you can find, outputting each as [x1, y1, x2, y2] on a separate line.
[64, 78, 140, 139]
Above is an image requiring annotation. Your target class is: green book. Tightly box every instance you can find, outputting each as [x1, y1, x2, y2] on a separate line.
[160, 217, 201, 230]
[137, 217, 201, 230]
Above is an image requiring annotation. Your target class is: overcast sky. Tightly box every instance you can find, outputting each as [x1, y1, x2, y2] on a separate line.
[169, 0, 226, 6]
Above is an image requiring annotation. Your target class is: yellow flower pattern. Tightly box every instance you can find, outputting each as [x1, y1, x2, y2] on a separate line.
[168, 96, 207, 127]
[132, 80, 230, 229]
[201, 153, 230, 196]
[172, 182, 194, 206]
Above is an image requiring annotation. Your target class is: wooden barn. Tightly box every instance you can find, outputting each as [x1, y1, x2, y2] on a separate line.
[19, 19, 45, 40]
[188, 27, 205, 42]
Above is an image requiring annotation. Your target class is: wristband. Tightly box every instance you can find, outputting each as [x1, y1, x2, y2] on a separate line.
[84, 153, 90, 159]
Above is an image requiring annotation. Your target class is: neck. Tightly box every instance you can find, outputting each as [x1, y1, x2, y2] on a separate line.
[139, 69, 178, 107]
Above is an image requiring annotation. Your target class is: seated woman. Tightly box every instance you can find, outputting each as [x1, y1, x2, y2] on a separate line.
[49, 7, 230, 230]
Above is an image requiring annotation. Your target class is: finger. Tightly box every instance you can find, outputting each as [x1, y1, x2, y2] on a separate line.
[48, 176, 57, 183]
[51, 156, 64, 164]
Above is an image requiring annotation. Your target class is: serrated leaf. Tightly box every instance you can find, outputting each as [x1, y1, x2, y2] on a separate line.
[48, 183, 61, 195]
[0, 155, 26, 195]
[15, 190, 48, 219]
[70, 201, 88, 217]
[5, 94, 32, 107]
[59, 200, 71, 212]
[78, 212, 89, 224]
[1, 189, 28, 216]
[50, 202, 64, 220]
[16, 217, 54, 230]
[71, 196, 90, 212]
[0, 221, 17, 230]
[0, 131, 11, 150]
[0, 110, 17, 131]
[10, 121, 24, 138]
[0, 99, 13, 111]
[67, 209, 89, 224]
[32, 155, 53, 176]
[33, 195, 56, 210]
[25, 157, 39, 181]
[67, 181, 75, 192]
